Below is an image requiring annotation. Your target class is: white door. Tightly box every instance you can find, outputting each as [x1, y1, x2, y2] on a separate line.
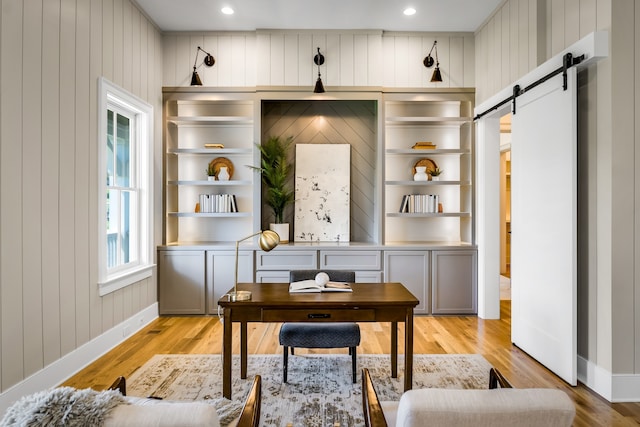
[510, 68, 577, 385]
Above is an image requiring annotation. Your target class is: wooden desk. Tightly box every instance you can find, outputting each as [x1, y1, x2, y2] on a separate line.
[218, 282, 419, 399]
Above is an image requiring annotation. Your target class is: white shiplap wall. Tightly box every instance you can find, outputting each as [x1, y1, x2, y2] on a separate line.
[162, 30, 475, 89]
[0, 0, 162, 393]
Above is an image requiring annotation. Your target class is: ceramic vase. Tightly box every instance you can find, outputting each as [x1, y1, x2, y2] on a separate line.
[217, 166, 230, 181]
[413, 166, 428, 181]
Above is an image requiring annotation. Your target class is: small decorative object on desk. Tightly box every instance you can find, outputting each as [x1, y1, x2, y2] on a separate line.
[204, 143, 224, 149]
[429, 167, 443, 181]
[412, 141, 436, 149]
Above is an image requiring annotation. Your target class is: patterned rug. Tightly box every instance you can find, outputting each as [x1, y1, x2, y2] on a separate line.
[127, 354, 492, 426]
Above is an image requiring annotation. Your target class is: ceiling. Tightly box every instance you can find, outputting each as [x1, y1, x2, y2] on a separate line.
[133, 0, 503, 33]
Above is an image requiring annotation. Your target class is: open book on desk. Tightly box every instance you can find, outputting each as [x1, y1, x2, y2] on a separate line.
[289, 279, 353, 293]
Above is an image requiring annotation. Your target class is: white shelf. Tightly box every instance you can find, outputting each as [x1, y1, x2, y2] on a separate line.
[386, 116, 472, 125]
[386, 212, 471, 218]
[168, 148, 253, 155]
[385, 148, 469, 155]
[167, 116, 253, 126]
[168, 212, 252, 218]
[385, 180, 471, 186]
[167, 180, 252, 186]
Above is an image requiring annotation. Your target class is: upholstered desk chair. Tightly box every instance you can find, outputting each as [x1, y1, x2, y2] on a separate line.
[279, 270, 361, 383]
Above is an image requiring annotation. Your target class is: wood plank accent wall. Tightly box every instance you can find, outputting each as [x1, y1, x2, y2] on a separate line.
[476, 0, 640, 381]
[261, 100, 378, 243]
[162, 30, 475, 89]
[0, 0, 162, 392]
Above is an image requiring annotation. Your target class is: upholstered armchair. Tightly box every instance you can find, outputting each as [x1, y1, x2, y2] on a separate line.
[104, 375, 261, 427]
[362, 368, 575, 427]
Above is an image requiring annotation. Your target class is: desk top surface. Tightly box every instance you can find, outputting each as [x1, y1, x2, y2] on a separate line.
[218, 282, 419, 308]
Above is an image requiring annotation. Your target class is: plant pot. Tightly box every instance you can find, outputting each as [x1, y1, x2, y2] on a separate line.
[207, 176, 215, 181]
[431, 175, 440, 181]
[270, 223, 289, 244]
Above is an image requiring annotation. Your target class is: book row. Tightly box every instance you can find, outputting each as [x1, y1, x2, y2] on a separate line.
[399, 194, 441, 213]
[198, 193, 238, 213]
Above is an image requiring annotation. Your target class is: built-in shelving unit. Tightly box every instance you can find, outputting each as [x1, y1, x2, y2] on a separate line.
[383, 92, 474, 245]
[163, 89, 258, 245]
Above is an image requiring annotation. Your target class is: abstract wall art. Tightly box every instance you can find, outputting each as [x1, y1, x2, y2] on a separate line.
[294, 144, 350, 242]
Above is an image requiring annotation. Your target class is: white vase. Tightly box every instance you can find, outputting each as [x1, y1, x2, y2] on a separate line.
[217, 166, 230, 181]
[413, 166, 428, 181]
[269, 223, 289, 243]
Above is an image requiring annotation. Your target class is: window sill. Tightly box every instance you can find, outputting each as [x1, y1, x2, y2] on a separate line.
[99, 264, 155, 296]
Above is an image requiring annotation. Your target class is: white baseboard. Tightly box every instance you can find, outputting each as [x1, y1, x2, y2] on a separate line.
[578, 355, 640, 402]
[0, 303, 158, 415]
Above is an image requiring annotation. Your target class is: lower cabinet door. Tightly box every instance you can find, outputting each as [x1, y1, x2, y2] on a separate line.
[384, 251, 429, 315]
[158, 250, 205, 315]
[431, 250, 477, 314]
[206, 250, 254, 314]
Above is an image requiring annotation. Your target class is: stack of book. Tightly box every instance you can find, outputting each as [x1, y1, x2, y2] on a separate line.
[198, 193, 238, 213]
[399, 194, 440, 213]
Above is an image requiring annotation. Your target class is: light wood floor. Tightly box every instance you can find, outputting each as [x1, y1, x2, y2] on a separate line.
[64, 301, 640, 426]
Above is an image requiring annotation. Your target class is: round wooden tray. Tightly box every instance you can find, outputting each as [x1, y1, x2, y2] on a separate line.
[209, 157, 234, 180]
[413, 158, 437, 175]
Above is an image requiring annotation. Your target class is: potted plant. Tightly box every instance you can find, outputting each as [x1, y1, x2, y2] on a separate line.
[250, 136, 295, 243]
[429, 167, 444, 181]
[206, 162, 216, 181]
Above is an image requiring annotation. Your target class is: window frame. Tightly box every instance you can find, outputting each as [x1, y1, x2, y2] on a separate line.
[98, 77, 154, 296]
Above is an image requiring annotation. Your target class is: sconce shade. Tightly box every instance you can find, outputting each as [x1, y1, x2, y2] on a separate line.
[431, 67, 443, 82]
[191, 69, 203, 86]
[190, 46, 215, 86]
[314, 76, 325, 93]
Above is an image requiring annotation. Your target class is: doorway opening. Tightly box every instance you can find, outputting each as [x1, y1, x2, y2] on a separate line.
[499, 114, 511, 300]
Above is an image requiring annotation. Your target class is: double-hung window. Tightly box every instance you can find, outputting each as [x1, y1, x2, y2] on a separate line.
[98, 78, 153, 295]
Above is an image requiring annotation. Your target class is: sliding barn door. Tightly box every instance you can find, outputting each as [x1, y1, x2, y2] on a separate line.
[510, 68, 577, 385]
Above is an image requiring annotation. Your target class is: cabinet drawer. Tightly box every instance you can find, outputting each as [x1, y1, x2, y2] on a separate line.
[262, 309, 375, 322]
[320, 250, 382, 270]
[256, 250, 317, 270]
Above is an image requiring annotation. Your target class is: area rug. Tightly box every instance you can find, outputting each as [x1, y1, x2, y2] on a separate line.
[127, 354, 492, 426]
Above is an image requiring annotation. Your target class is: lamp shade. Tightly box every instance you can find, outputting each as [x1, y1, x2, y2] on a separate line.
[431, 67, 443, 83]
[258, 230, 280, 252]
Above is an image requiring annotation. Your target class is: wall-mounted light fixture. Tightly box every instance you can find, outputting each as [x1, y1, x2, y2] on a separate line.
[423, 41, 443, 83]
[313, 47, 325, 93]
[191, 46, 215, 86]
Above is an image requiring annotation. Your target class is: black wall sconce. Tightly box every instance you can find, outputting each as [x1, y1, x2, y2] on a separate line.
[191, 46, 215, 86]
[423, 41, 443, 83]
[313, 47, 325, 93]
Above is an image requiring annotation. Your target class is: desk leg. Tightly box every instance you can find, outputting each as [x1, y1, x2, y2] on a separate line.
[404, 308, 414, 391]
[241, 321, 248, 379]
[223, 307, 232, 399]
[391, 321, 398, 378]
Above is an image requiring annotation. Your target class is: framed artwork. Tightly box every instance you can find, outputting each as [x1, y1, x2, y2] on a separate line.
[294, 144, 350, 242]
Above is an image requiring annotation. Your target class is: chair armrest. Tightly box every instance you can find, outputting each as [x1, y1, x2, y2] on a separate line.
[108, 376, 127, 395]
[362, 368, 388, 427]
[237, 375, 261, 427]
[489, 368, 513, 389]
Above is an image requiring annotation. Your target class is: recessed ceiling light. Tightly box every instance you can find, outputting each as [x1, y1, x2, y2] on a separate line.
[221, 6, 234, 15]
[404, 7, 416, 16]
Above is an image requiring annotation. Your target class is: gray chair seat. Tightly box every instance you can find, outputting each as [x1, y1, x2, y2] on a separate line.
[280, 270, 360, 383]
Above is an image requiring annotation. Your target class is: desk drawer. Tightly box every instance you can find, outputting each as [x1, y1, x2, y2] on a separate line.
[262, 309, 375, 322]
